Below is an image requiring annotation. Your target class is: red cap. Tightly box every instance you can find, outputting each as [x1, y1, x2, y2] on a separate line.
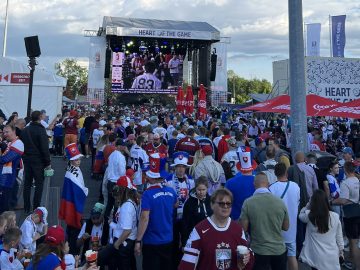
[69, 110, 77, 117]
[45, 226, 65, 246]
[33, 209, 43, 221]
[116, 176, 137, 190]
[201, 145, 213, 156]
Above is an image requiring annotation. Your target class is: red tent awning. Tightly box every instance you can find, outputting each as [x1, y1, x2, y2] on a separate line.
[319, 99, 360, 119]
[252, 94, 342, 116]
[305, 94, 342, 116]
[242, 95, 290, 111]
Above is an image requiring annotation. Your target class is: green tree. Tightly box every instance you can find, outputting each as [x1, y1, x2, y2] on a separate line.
[55, 59, 88, 99]
[227, 70, 272, 104]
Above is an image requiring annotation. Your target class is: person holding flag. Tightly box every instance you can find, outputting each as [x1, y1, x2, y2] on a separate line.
[59, 143, 88, 255]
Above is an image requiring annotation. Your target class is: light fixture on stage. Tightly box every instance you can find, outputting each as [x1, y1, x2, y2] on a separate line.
[127, 41, 134, 47]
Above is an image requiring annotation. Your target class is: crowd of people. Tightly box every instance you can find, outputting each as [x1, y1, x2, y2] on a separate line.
[0, 104, 359, 270]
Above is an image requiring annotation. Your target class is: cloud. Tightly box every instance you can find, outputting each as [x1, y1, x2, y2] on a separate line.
[0, 0, 360, 81]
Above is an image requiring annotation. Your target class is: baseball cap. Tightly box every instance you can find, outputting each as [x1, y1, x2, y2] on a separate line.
[45, 226, 65, 246]
[201, 145, 213, 156]
[116, 175, 137, 190]
[99, 120, 107, 127]
[343, 147, 354, 156]
[90, 202, 105, 219]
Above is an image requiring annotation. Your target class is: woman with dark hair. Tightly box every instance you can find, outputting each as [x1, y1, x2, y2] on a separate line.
[6, 114, 18, 125]
[98, 176, 138, 270]
[27, 225, 66, 270]
[181, 176, 213, 247]
[324, 161, 341, 215]
[299, 189, 344, 270]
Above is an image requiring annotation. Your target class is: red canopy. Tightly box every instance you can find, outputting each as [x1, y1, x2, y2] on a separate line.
[252, 94, 342, 116]
[245, 95, 290, 113]
[198, 84, 207, 120]
[305, 94, 343, 116]
[319, 99, 360, 119]
[185, 85, 194, 115]
[176, 86, 185, 114]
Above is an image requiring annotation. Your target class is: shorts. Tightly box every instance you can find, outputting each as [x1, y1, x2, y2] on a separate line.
[343, 217, 360, 239]
[64, 134, 78, 147]
[285, 241, 296, 257]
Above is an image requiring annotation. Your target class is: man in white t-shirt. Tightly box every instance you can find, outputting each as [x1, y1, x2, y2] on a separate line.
[168, 54, 180, 86]
[269, 163, 300, 270]
[248, 120, 260, 138]
[131, 61, 161, 91]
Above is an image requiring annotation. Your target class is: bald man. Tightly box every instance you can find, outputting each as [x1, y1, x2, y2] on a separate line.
[291, 151, 318, 199]
[241, 172, 289, 270]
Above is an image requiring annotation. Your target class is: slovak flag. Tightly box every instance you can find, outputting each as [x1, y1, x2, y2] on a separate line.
[59, 165, 88, 229]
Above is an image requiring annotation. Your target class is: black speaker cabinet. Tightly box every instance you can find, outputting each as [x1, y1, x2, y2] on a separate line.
[24, 36, 41, 58]
[210, 53, 217, 81]
[104, 49, 111, 78]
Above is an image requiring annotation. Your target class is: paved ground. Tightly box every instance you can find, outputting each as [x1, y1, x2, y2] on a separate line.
[16, 156, 100, 225]
[15, 155, 341, 270]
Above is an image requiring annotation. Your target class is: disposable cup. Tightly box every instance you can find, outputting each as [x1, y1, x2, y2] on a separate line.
[237, 245, 249, 260]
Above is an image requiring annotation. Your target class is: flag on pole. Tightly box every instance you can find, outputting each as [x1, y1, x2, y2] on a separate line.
[306, 23, 321, 56]
[176, 86, 185, 113]
[198, 84, 207, 120]
[185, 85, 194, 116]
[331, 15, 346, 57]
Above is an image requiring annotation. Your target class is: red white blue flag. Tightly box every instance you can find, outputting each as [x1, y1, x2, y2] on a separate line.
[59, 165, 88, 229]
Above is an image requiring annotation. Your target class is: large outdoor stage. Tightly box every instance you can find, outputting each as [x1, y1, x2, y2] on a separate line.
[86, 17, 222, 105]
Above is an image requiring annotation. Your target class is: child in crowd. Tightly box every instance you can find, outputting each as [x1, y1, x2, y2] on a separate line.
[0, 215, 8, 249]
[64, 241, 80, 270]
[53, 118, 64, 157]
[1, 211, 17, 229]
[0, 227, 24, 269]
[59, 143, 88, 255]
[19, 207, 48, 254]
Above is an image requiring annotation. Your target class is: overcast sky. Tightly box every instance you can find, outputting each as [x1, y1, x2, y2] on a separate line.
[1, 0, 360, 82]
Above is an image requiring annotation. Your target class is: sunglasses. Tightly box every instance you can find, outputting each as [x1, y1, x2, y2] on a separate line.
[215, 201, 232, 208]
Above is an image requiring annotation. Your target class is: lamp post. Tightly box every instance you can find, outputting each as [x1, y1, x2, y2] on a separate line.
[2, 0, 9, 57]
[26, 57, 37, 118]
[288, 0, 308, 155]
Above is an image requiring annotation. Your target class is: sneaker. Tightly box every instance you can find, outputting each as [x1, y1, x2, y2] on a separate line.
[343, 261, 353, 270]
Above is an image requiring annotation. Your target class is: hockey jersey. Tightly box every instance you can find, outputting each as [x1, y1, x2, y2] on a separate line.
[179, 217, 253, 270]
[130, 145, 149, 186]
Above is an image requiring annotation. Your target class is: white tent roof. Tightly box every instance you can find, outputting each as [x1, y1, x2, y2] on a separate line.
[0, 57, 66, 87]
[0, 57, 66, 119]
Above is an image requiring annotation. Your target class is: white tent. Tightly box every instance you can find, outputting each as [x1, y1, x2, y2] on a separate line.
[0, 57, 66, 120]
